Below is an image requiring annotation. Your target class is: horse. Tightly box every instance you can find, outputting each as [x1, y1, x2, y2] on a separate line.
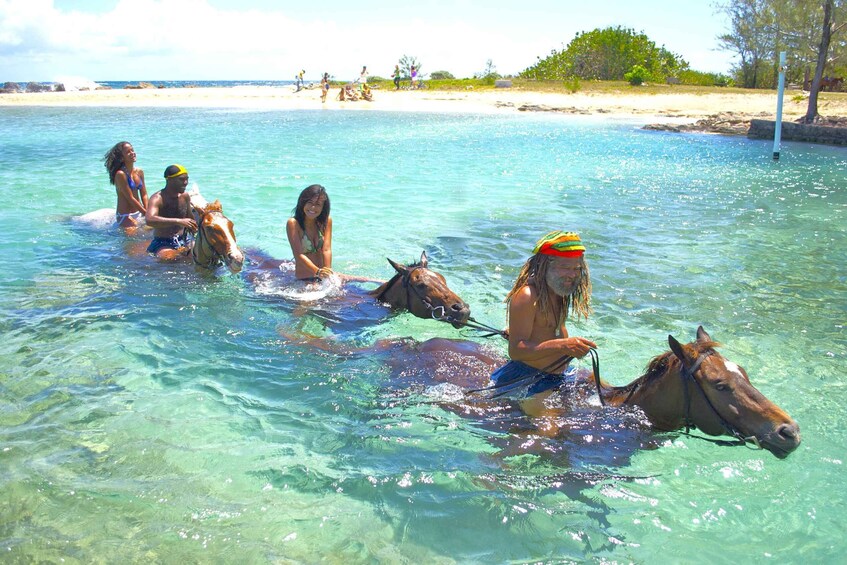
[368, 252, 470, 328]
[245, 250, 471, 331]
[596, 326, 801, 459]
[190, 199, 244, 274]
[340, 326, 800, 460]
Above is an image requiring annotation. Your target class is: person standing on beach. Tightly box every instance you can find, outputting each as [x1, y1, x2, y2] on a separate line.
[320, 73, 330, 103]
[410, 65, 417, 88]
[356, 66, 368, 92]
[488, 231, 596, 429]
[295, 70, 305, 92]
[392, 65, 401, 90]
[145, 164, 197, 260]
[104, 141, 148, 229]
[286, 184, 333, 281]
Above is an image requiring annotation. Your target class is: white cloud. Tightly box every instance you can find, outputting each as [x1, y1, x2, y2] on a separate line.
[0, 0, 733, 81]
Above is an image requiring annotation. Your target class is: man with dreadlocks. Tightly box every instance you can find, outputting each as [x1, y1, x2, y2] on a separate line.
[489, 231, 596, 423]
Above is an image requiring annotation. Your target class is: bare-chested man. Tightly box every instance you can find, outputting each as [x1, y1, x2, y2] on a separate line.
[490, 231, 597, 422]
[145, 164, 197, 260]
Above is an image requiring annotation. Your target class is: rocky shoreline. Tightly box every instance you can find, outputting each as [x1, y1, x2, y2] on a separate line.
[643, 112, 756, 135]
[1, 81, 165, 93]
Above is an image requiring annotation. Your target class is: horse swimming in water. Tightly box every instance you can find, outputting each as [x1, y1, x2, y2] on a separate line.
[596, 326, 801, 458]
[354, 326, 800, 460]
[368, 252, 470, 327]
[246, 250, 471, 328]
[190, 199, 244, 274]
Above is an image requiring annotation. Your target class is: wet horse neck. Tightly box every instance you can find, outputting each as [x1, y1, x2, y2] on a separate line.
[370, 274, 409, 309]
[600, 363, 688, 431]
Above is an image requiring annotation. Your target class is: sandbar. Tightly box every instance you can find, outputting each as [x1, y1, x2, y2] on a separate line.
[3, 85, 846, 124]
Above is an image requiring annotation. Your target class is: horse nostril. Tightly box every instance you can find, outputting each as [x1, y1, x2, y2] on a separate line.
[777, 423, 800, 442]
[451, 303, 464, 311]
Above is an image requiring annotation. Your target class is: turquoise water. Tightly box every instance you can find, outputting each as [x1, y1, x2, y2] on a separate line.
[1, 106, 845, 563]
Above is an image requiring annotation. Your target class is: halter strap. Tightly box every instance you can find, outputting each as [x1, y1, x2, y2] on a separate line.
[678, 351, 762, 449]
[191, 209, 224, 269]
[375, 266, 436, 315]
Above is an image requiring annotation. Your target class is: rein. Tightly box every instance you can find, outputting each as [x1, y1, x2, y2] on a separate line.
[677, 351, 763, 450]
[466, 347, 604, 404]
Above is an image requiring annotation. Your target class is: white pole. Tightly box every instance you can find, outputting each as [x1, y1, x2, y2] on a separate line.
[774, 51, 787, 160]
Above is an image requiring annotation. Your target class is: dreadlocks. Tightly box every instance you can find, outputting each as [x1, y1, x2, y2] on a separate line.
[505, 253, 592, 327]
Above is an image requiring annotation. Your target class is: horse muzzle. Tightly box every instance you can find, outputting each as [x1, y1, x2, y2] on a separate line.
[225, 248, 245, 274]
[758, 421, 801, 459]
[449, 302, 471, 329]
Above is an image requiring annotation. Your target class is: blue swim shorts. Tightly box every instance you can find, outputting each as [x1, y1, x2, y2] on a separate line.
[489, 360, 576, 398]
[147, 232, 193, 255]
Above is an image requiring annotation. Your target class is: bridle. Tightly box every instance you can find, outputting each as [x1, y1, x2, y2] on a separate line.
[192, 210, 227, 269]
[676, 351, 762, 449]
[376, 266, 443, 317]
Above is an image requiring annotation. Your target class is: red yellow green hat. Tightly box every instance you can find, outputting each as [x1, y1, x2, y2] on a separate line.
[532, 231, 585, 257]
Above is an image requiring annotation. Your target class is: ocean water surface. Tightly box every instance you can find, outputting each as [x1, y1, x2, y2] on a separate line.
[1, 106, 845, 563]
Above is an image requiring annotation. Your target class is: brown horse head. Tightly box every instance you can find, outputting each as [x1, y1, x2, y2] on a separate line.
[370, 251, 470, 328]
[193, 200, 244, 273]
[610, 326, 800, 458]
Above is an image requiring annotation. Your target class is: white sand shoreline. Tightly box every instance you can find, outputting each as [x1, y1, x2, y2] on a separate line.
[0, 85, 837, 123]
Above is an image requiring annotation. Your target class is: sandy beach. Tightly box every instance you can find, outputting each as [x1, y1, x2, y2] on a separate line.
[4, 85, 846, 123]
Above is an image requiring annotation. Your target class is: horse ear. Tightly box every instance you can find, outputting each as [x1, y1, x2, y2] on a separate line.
[419, 251, 428, 268]
[668, 334, 690, 365]
[696, 326, 711, 343]
[387, 257, 407, 275]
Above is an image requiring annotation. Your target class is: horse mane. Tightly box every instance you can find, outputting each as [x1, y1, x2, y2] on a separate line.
[615, 340, 722, 399]
[374, 258, 426, 301]
[641, 340, 721, 383]
[202, 199, 223, 214]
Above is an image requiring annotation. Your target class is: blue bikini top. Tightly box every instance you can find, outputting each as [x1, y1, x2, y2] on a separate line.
[124, 168, 143, 192]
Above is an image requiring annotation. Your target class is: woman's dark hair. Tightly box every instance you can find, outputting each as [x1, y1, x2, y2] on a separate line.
[293, 184, 330, 232]
[103, 141, 130, 185]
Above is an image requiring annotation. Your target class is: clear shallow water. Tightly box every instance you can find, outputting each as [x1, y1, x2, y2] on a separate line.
[1, 106, 845, 563]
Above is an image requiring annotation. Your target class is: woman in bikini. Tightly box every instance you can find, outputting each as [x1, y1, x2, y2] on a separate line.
[104, 141, 148, 229]
[286, 184, 333, 281]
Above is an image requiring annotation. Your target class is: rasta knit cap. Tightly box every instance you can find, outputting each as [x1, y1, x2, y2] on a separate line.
[532, 231, 585, 257]
[164, 164, 188, 179]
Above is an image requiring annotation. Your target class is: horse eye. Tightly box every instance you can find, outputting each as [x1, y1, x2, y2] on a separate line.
[715, 382, 729, 391]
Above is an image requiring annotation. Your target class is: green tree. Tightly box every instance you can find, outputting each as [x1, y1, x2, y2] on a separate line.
[430, 70, 455, 80]
[718, 0, 847, 90]
[718, 0, 777, 88]
[475, 59, 500, 79]
[804, 0, 847, 121]
[520, 26, 688, 81]
[397, 55, 422, 79]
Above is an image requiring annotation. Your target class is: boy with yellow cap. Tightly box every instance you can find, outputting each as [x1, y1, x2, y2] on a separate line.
[490, 231, 597, 426]
[145, 164, 197, 259]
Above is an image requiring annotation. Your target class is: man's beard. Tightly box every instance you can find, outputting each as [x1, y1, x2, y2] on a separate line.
[546, 270, 577, 297]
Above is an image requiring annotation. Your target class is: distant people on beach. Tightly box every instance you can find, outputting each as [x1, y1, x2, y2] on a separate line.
[392, 65, 401, 90]
[356, 66, 368, 91]
[361, 83, 373, 101]
[320, 73, 330, 103]
[295, 70, 305, 92]
[489, 231, 596, 429]
[337, 83, 358, 101]
[104, 141, 149, 230]
[145, 164, 197, 260]
[287, 184, 333, 281]
[410, 65, 418, 88]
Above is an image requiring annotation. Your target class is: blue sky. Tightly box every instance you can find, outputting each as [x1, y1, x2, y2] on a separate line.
[1, 0, 735, 82]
